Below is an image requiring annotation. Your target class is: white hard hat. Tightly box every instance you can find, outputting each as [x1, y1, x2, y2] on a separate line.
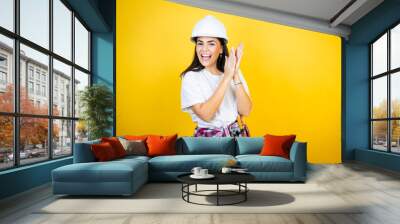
[191, 15, 228, 43]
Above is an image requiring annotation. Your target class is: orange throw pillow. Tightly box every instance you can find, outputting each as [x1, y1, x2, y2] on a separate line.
[146, 134, 178, 157]
[260, 134, 296, 159]
[101, 137, 127, 158]
[91, 142, 117, 161]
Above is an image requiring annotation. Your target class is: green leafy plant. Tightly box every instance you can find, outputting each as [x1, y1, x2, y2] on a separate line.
[79, 84, 113, 140]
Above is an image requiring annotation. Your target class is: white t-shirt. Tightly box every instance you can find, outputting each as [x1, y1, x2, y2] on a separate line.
[181, 68, 250, 128]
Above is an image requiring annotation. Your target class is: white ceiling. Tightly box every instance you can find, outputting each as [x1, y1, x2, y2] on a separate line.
[168, 0, 384, 38]
[228, 0, 353, 22]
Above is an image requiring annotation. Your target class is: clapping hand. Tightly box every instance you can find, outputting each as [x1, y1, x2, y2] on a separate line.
[224, 47, 237, 79]
[235, 43, 243, 72]
[234, 43, 243, 80]
[224, 43, 244, 81]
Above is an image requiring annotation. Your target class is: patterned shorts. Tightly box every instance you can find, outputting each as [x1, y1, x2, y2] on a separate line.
[194, 121, 244, 137]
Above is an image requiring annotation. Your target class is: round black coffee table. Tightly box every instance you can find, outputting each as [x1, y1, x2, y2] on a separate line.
[177, 173, 255, 206]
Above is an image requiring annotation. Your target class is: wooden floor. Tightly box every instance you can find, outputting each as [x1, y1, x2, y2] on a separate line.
[1, 162, 400, 224]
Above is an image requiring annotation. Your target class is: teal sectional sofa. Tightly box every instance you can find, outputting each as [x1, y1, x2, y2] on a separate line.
[52, 137, 307, 196]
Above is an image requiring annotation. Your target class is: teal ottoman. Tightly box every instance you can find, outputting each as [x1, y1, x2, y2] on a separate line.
[52, 157, 148, 196]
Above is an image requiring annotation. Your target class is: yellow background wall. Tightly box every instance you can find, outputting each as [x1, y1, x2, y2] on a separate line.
[116, 0, 342, 163]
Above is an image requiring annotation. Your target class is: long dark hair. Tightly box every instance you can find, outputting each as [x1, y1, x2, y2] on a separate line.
[180, 37, 228, 77]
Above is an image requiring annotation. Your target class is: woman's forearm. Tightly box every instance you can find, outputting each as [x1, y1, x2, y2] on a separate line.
[191, 77, 232, 121]
[235, 84, 252, 116]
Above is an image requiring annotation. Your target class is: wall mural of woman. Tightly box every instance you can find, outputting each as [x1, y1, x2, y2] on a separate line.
[180, 15, 252, 137]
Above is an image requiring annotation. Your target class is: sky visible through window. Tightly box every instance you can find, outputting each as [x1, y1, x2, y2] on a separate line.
[54, 0, 72, 60]
[372, 25, 400, 113]
[391, 24, 400, 70]
[0, 0, 88, 74]
[0, 34, 13, 47]
[0, 0, 13, 31]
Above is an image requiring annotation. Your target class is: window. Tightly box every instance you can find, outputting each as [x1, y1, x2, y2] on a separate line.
[75, 18, 89, 70]
[0, 35, 13, 109]
[391, 23, 400, 70]
[20, 117, 49, 165]
[0, 0, 91, 170]
[74, 69, 89, 142]
[0, 54, 7, 86]
[36, 83, 40, 95]
[53, 119, 72, 158]
[42, 85, 46, 97]
[0, 71, 6, 85]
[53, 0, 72, 60]
[54, 88, 58, 105]
[0, 116, 13, 170]
[35, 70, 40, 81]
[371, 23, 400, 154]
[0, 0, 14, 32]
[0, 55, 7, 67]
[28, 81, 34, 94]
[74, 69, 89, 118]
[53, 59, 71, 117]
[28, 67, 34, 80]
[20, 0, 49, 49]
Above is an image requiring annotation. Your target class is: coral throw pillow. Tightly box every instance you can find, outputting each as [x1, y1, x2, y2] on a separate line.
[260, 134, 296, 159]
[91, 142, 117, 161]
[101, 137, 127, 158]
[146, 134, 178, 157]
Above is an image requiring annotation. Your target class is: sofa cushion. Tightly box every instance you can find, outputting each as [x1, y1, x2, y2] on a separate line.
[236, 137, 263, 155]
[236, 155, 293, 172]
[115, 155, 150, 163]
[176, 137, 235, 155]
[148, 154, 235, 172]
[53, 159, 147, 183]
[73, 139, 100, 163]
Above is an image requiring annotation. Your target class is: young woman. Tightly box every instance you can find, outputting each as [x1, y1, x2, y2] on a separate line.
[180, 15, 252, 137]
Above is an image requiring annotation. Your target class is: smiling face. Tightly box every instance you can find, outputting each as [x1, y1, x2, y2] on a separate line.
[195, 37, 223, 69]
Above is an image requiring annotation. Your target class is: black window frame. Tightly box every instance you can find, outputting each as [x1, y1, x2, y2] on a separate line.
[0, 0, 92, 171]
[370, 20, 400, 154]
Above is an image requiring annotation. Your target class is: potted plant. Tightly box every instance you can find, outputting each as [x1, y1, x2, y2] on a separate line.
[79, 84, 113, 140]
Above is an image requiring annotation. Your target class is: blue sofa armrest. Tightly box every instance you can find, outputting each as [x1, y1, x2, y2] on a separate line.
[289, 142, 307, 181]
[73, 140, 100, 163]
